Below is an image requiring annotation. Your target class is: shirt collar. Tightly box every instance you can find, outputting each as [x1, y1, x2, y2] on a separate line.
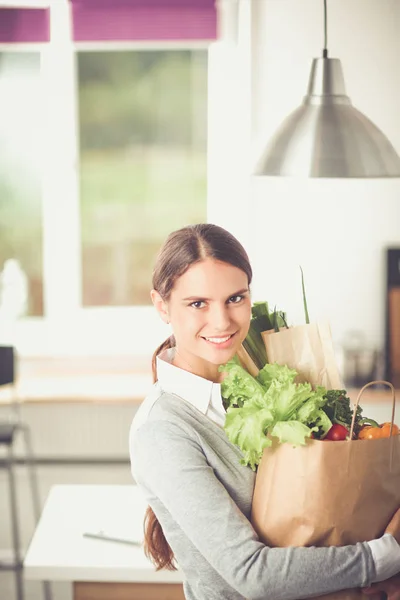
[156, 347, 222, 416]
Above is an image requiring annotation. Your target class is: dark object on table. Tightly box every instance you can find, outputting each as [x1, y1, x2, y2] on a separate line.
[386, 248, 400, 388]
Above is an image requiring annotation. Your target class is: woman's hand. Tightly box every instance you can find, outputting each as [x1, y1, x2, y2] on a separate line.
[386, 508, 400, 544]
[362, 575, 400, 600]
[362, 509, 400, 598]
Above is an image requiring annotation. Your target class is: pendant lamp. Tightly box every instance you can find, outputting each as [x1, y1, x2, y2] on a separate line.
[254, 0, 400, 178]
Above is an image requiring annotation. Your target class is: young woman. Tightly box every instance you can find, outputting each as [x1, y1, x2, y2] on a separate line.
[130, 223, 400, 600]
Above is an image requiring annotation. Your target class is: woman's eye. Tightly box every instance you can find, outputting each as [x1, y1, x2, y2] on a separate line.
[190, 300, 206, 309]
[228, 295, 244, 304]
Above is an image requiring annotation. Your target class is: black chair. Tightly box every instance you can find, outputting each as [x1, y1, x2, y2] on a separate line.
[0, 346, 52, 600]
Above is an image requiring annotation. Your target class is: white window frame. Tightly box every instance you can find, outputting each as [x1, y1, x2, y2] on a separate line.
[1, 0, 252, 359]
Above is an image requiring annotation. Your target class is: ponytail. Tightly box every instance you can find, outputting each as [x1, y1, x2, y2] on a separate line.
[144, 335, 177, 571]
[143, 506, 177, 571]
[151, 335, 175, 383]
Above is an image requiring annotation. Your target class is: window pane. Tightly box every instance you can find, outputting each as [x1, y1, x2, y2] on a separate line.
[0, 52, 43, 316]
[78, 50, 208, 307]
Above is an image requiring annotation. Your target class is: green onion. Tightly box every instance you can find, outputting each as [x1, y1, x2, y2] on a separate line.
[242, 302, 270, 369]
[242, 302, 288, 369]
[300, 266, 310, 324]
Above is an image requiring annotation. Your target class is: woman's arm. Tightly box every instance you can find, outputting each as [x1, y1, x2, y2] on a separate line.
[130, 419, 398, 600]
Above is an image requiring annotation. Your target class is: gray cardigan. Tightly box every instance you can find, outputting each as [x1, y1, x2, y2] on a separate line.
[130, 387, 376, 600]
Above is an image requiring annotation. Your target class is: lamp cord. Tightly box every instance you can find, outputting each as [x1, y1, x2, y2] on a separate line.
[323, 0, 328, 58]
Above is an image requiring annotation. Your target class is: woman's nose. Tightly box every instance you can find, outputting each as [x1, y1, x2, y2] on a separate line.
[209, 304, 231, 332]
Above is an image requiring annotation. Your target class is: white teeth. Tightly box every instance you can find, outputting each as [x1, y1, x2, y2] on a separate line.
[205, 335, 231, 344]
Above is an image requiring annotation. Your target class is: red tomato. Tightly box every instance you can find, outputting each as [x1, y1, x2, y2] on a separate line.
[324, 423, 349, 441]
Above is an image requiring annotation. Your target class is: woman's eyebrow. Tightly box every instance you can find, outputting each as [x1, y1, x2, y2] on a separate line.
[182, 288, 249, 302]
[229, 288, 250, 297]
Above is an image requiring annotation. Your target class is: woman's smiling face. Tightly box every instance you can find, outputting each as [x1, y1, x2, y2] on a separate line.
[152, 258, 252, 381]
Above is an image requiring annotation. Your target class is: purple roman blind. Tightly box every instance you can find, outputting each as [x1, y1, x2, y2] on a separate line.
[0, 8, 50, 43]
[70, 0, 218, 42]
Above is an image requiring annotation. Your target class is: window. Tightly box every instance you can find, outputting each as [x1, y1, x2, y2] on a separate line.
[2, 0, 244, 359]
[0, 52, 43, 317]
[77, 49, 208, 307]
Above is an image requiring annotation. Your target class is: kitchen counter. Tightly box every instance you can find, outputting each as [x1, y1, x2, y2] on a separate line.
[24, 484, 184, 600]
[0, 356, 398, 406]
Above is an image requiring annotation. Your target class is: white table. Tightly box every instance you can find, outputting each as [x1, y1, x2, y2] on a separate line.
[24, 485, 184, 600]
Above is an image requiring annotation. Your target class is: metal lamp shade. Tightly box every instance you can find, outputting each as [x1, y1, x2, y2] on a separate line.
[255, 57, 400, 178]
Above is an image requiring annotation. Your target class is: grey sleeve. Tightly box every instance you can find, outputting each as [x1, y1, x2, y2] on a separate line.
[132, 420, 376, 600]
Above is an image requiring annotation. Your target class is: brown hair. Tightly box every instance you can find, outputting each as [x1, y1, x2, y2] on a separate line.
[144, 223, 252, 570]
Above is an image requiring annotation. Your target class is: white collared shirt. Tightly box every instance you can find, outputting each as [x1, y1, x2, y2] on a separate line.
[131, 347, 226, 434]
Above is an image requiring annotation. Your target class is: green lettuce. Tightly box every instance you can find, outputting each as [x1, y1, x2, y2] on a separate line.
[294, 386, 332, 437]
[224, 405, 274, 470]
[265, 379, 314, 421]
[220, 356, 267, 409]
[312, 409, 334, 437]
[220, 360, 333, 470]
[256, 362, 297, 390]
[270, 421, 316, 446]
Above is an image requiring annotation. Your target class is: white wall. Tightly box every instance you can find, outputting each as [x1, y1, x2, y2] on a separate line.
[244, 0, 400, 352]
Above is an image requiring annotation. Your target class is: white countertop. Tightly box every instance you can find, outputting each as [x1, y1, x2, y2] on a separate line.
[24, 484, 184, 584]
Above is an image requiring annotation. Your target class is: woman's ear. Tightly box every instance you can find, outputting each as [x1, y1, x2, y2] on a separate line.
[150, 290, 170, 324]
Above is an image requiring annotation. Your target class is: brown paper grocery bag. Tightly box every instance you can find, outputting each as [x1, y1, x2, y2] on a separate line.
[236, 345, 259, 378]
[262, 321, 343, 389]
[251, 382, 400, 600]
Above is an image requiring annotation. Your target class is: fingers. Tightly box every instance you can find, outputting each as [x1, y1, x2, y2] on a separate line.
[362, 591, 389, 600]
[362, 577, 400, 600]
[361, 587, 384, 598]
[385, 507, 400, 544]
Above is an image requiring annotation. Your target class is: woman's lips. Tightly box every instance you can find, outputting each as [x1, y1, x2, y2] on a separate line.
[201, 332, 237, 349]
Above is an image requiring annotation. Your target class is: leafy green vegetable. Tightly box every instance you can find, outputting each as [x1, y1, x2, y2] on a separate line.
[320, 389, 380, 438]
[224, 405, 274, 470]
[266, 380, 315, 422]
[256, 362, 297, 389]
[220, 360, 332, 470]
[295, 387, 332, 439]
[270, 421, 316, 446]
[321, 389, 361, 434]
[306, 407, 333, 438]
[220, 355, 266, 411]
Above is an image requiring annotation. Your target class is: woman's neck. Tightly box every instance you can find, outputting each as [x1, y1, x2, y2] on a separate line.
[172, 348, 222, 383]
